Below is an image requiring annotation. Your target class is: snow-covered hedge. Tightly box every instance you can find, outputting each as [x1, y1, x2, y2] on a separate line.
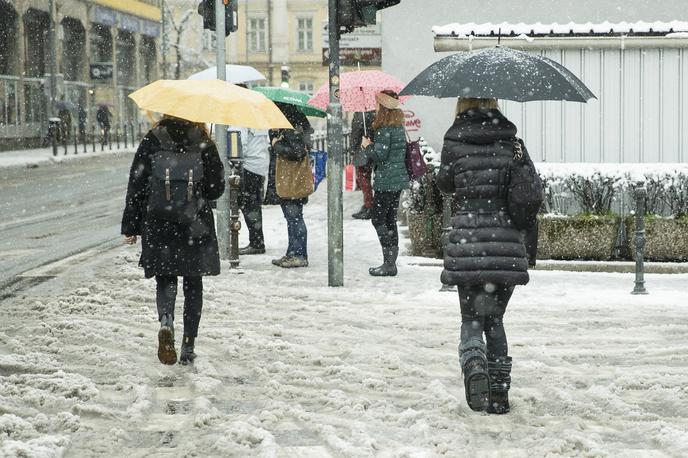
[537, 163, 688, 217]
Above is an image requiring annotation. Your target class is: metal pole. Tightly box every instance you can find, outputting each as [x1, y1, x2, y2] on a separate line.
[47, 0, 57, 119]
[327, 0, 344, 287]
[631, 186, 649, 295]
[161, 1, 168, 79]
[215, 0, 231, 260]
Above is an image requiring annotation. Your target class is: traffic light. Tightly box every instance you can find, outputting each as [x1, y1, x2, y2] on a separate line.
[280, 66, 290, 88]
[198, 0, 238, 36]
[337, 0, 400, 32]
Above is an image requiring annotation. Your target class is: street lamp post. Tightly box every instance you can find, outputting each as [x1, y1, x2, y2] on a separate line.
[631, 185, 649, 295]
[214, 0, 231, 261]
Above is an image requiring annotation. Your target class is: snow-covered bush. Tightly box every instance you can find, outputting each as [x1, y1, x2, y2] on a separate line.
[662, 172, 688, 218]
[536, 163, 688, 218]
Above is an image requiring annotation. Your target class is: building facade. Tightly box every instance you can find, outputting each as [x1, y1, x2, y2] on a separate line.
[0, 0, 162, 149]
[382, 0, 688, 163]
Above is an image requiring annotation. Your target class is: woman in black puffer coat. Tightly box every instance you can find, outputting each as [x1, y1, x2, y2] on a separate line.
[436, 98, 531, 415]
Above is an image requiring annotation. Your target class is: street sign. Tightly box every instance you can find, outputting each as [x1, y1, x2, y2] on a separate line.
[89, 64, 113, 80]
[322, 21, 382, 66]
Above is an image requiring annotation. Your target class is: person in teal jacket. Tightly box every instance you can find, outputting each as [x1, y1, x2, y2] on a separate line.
[360, 90, 409, 276]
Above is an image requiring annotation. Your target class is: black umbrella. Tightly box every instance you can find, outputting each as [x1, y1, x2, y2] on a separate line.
[400, 47, 596, 102]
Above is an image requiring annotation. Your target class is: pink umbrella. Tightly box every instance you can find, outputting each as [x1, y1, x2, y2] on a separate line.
[308, 70, 409, 112]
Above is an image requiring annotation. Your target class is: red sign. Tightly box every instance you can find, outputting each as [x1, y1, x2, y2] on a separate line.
[404, 110, 421, 132]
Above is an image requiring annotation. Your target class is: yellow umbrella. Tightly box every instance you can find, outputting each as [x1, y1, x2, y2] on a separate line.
[128, 79, 292, 129]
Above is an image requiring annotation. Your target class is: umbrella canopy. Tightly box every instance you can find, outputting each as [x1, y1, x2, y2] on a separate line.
[400, 47, 596, 102]
[128, 79, 292, 129]
[56, 100, 77, 111]
[308, 70, 408, 112]
[188, 65, 266, 84]
[253, 86, 326, 118]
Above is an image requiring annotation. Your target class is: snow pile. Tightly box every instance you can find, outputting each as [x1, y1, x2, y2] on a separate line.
[433, 20, 688, 37]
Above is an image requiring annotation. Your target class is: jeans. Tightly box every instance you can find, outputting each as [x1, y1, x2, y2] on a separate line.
[280, 201, 307, 259]
[371, 190, 402, 248]
[155, 275, 204, 338]
[239, 169, 265, 249]
[458, 285, 514, 359]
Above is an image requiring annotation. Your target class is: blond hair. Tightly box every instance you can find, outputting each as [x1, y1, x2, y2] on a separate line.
[154, 114, 209, 137]
[456, 97, 499, 117]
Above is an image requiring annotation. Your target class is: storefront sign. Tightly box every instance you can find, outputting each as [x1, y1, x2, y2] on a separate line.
[141, 19, 161, 37]
[119, 14, 140, 33]
[91, 6, 117, 26]
[90, 63, 114, 80]
[404, 110, 422, 132]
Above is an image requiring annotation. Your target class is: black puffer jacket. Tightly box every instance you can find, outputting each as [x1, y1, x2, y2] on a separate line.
[121, 118, 225, 278]
[436, 108, 529, 287]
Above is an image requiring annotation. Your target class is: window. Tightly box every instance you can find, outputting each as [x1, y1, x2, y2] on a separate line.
[297, 17, 313, 52]
[202, 31, 216, 51]
[248, 17, 267, 52]
[299, 81, 314, 94]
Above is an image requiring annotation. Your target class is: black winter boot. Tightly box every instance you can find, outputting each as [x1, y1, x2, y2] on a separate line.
[158, 314, 177, 365]
[459, 339, 491, 411]
[352, 206, 372, 220]
[369, 246, 398, 276]
[487, 356, 512, 414]
[179, 336, 196, 365]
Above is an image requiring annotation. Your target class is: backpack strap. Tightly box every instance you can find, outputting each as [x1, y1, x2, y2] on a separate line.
[153, 126, 177, 151]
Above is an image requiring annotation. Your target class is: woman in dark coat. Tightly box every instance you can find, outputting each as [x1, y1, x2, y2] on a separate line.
[121, 115, 225, 365]
[270, 103, 313, 268]
[436, 98, 530, 414]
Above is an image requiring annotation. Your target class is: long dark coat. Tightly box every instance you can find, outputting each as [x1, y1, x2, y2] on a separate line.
[121, 118, 225, 278]
[436, 108, 529, 287]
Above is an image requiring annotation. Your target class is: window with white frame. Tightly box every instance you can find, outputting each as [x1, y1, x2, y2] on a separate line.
[202, 31, 216, 51]
[297, 17, 313, 52]
[248, 17, 267, 52]
[299, 81, 314, 94]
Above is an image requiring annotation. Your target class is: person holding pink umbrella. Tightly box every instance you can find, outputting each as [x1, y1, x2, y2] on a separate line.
[355, 91, 408, 276]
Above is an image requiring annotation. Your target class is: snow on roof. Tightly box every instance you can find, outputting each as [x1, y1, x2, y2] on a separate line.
[433, 20, 688, 38]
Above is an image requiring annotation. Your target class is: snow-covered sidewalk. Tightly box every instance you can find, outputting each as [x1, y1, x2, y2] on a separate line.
[0, 144, 135, 169]
[1, 189, 687, 457]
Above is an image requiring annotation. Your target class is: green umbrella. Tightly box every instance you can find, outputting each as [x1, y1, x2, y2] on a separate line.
[252, 86, 327, 118]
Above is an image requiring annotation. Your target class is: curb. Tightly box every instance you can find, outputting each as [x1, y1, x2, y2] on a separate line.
[406, 260, 688, 274]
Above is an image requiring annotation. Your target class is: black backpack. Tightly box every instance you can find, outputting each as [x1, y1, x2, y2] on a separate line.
[505, 138, 543, 230]
[147, 126, 205, 225]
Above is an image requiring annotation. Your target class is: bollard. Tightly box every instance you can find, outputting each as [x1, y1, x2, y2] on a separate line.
[631, 186, 649, 295]
[115, 126, 119, 149]
[82, 127, 87, 154]
[63, 128, 68, 155]
[137, 122, 142, 139]
[123, 122, 128, 148]
[130, 124, 135, 146]
[73, 126, 78, 154]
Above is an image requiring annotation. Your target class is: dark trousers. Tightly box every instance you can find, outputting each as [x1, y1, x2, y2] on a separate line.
[356, 166, 373, 209]
[239, 169, 265, 249]
[280, 201, 307, 258]
[155, 275, 203, 338]
[458, 285, 514, 359]
[371, 190, 402, 248]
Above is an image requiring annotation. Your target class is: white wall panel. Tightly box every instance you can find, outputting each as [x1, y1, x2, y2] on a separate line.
[623, 49, 642, 162]
[661, 49, 681, 163]
[640, 51, 661, 162]
[582, 50, 602, 162]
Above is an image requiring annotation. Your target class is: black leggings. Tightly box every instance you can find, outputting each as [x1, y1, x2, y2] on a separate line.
[371, 190, 402, 248]
[459, 285, 514, 359]
[155, 276, 203, 338]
